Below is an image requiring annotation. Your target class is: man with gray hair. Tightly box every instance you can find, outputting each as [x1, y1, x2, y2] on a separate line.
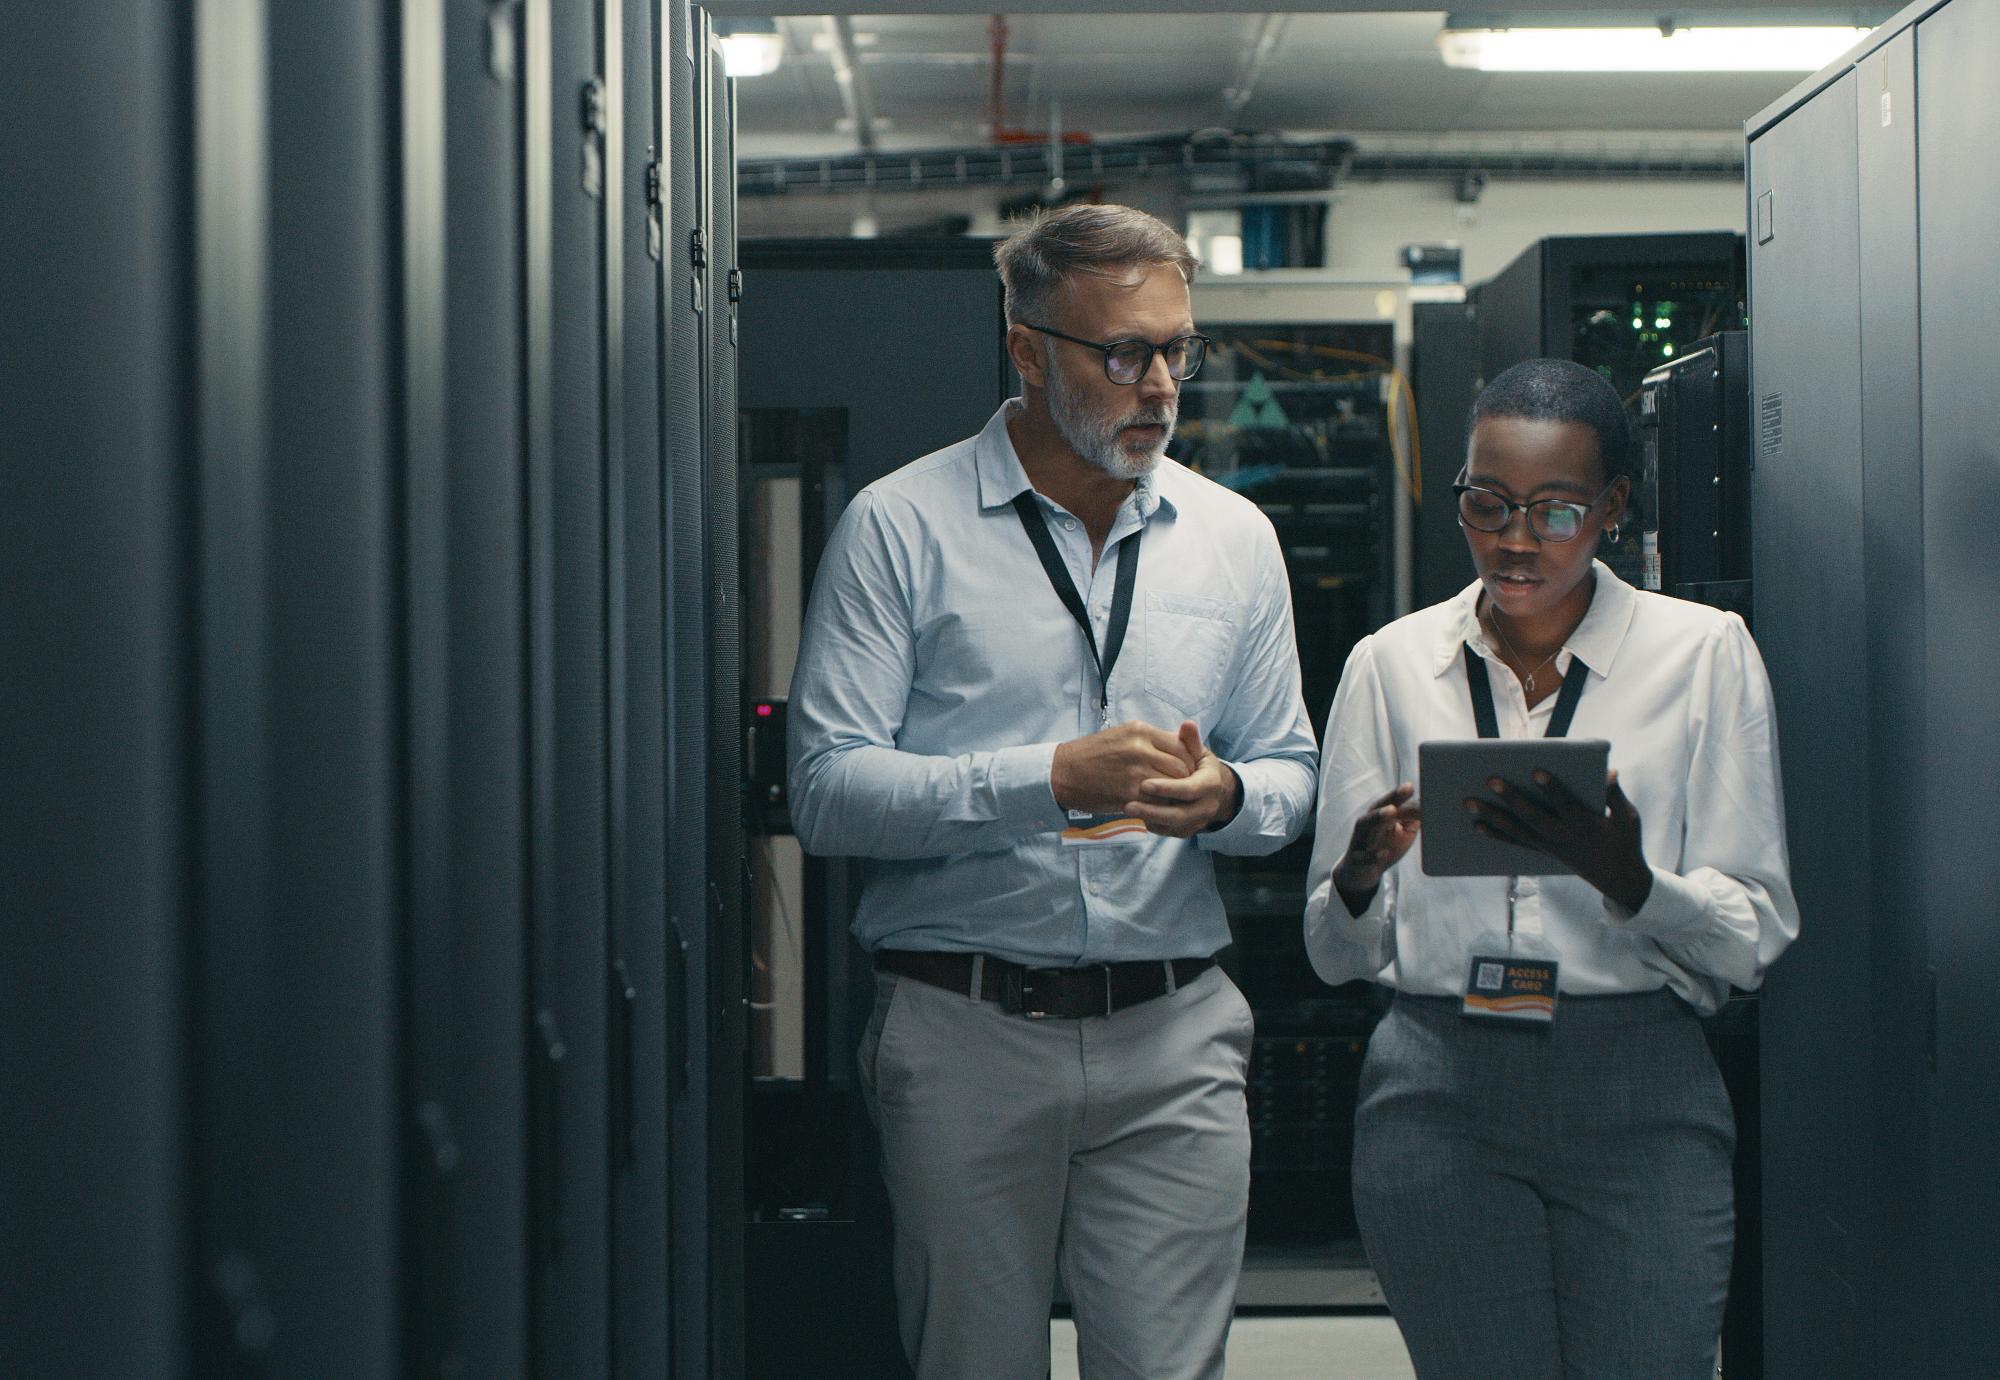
[789, 203, 1317, 1379]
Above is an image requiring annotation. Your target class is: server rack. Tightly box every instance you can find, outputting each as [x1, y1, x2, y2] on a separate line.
[735, 237, 1008, 1377]
[3, 6, 739, 1377]
[662, 5, 720, 1377]
[2, 9, 190, 1375]
[1410, 300, 1482, 610]
[1475, 232, 1746, 406]
[696, 18, 749, 1379]
[1635, 331, 1752, 612]
[1748, 2, 1999, 1374]
[1173, 322, 1401, 1301]
[1412, 233, 1747, 602]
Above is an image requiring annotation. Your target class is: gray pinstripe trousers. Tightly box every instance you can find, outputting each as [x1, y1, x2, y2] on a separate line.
[1353, 990, 1734, 1380]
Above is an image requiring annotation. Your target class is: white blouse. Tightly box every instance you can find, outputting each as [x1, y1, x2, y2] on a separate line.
[1303, 563, 1800, 1015]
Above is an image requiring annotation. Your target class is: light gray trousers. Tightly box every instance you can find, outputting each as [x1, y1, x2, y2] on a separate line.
[1353, 990, 1736, 1380]
[859, 963, 1254, 1380]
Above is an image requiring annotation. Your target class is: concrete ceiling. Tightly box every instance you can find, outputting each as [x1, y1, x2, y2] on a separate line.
[731, 9, 1874, 157]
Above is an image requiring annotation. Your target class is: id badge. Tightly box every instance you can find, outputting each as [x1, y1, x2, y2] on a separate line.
[1461, 930, 1560, 1025]
[1060, 809, 1149, 847]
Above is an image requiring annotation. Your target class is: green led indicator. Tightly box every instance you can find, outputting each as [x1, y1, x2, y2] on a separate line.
[1655, 317, 1672, 329]
[1663, 343, 1675, 357]
[1631, 317, 1642, 329]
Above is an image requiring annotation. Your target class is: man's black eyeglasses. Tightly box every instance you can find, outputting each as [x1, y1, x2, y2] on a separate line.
[1452, 473, 1619, 543]
[1021, 322, 1212, 385]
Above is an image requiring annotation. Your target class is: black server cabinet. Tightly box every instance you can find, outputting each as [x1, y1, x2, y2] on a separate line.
[1849, 29, 1929, 1379]
[1635, 330, 1751, 612]
[736, 238, 1009, 1377]
[1410, 300, 1483, 608]
[1413, 234, 1747, 605]
[405, 0, 533, 1374]
[662, 4, 721, 1379]
[1742, 2, 1998, 1371]
[738, 238, 1014, 493]
[1475, 232, 1745, 406]
[528, 0, 617, 1370]
[1913, 2, 2000, 1368]
[8, 7, 729, 1378]
[205, 2, 405, 1372]
[698, 19, 750, 1380]
[1748, 66, 1871, 1380]
[612, 0, 672, 1373]
[1, 9, 187, 1376]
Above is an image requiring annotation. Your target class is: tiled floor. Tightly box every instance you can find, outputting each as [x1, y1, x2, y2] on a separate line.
[1050, 1314, 1416, 1380]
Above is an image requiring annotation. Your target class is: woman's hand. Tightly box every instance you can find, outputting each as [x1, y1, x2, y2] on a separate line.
[1465, 769, 1653, 913]
[1332, 783, 1423, 916]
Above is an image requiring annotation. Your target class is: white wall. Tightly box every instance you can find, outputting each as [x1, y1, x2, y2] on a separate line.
[1318, 177, 1744, 283]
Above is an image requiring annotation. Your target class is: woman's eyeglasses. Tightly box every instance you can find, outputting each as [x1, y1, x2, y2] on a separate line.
[1452, 476, 1617, 543]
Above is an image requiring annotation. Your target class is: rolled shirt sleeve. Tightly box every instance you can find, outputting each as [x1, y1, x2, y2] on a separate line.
[1199, 517, 1319, 856]
[788, 492, 1070, 860]
[1302, 637, 1399, 986]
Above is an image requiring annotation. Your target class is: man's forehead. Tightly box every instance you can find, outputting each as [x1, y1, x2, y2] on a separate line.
[1066, 264, 1193, 329]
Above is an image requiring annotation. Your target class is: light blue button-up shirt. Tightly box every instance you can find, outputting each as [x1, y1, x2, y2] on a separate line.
[789, 400, 1319, 966]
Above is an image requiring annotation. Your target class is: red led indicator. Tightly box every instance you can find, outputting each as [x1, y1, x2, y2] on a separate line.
[755, 703, 773, 717]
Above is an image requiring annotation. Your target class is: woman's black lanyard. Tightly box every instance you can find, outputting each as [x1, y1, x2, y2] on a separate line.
[1463, 642, 1589, 741]
[1013, 491, 1141, 727]
[1464, 642, 1590, 942]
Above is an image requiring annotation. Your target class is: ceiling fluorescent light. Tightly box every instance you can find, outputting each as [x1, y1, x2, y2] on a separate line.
[720, 19, 784, 79]
[1439, 24, 1872, 73]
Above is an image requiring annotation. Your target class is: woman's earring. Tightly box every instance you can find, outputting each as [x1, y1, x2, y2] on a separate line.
[1605, 523, 1622, 544]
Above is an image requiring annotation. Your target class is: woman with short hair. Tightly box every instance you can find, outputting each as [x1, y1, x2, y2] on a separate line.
[1304, 357, 1799, 1377]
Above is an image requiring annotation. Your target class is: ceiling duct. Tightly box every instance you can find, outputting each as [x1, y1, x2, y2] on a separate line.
[736, 131, 1744, 198]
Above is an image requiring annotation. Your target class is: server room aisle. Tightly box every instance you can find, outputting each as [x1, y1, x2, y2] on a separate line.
[1050, 1315, 1417, 1380]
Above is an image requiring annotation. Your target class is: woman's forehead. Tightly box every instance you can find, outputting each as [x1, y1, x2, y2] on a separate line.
[1466, 415, 1603, 495]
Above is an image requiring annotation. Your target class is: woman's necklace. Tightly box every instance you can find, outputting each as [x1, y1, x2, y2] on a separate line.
[1483, 604, 1561, 695]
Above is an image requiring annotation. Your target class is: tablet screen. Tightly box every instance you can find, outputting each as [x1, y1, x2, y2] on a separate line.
[1417, 738, 1610, 877]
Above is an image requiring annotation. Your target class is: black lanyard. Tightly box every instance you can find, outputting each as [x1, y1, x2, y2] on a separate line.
[1463, 642, 1589, 739]
[1013, 491, 1141, 723]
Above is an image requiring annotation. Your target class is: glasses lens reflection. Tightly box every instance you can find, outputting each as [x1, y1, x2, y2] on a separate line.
[1456, 487, 1590, 543]
[1106, 343, 1150, 383]
[1102, 336, 1207, 384]
[1535, 506, 1583, 541]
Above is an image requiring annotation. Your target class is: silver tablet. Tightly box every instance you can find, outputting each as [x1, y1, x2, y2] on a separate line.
[1417, 738, 1610, 877]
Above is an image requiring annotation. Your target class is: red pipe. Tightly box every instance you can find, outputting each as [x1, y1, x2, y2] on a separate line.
[987, 14, 1091, 149]
[988, 15, 1008, 143]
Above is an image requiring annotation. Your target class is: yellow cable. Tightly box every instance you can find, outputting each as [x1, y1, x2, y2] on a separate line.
[1223, 339, 1425, 503]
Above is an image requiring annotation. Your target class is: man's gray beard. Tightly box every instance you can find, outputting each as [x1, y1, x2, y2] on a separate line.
[1045, 353, 1177, 481]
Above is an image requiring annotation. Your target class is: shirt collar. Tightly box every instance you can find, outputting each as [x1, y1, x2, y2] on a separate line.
[974, 398, 1177, 524]
[1434, 560, 1637, 679]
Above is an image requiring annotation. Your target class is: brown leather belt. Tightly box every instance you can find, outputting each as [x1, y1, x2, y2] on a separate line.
[873, 949, 1217, 1020]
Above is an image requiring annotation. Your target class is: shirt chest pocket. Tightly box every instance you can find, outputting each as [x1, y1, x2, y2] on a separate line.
[1142, 590, 1241, 718]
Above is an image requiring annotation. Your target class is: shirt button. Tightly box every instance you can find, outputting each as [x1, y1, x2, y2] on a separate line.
[1086, 881, 1100, 896]
[1064, 519, 1077, 531]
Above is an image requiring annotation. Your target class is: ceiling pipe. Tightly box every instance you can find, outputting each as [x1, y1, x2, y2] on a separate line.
[737, 132, 1747, 198]
[988, 15, 1009, 141]
[824, 15, 879, 153]
[1223, 14, 1290, 116]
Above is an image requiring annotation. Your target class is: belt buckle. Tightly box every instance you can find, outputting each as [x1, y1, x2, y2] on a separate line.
[1003, 966, 1117, 1019]
[1003, 968, 1059, 1019]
